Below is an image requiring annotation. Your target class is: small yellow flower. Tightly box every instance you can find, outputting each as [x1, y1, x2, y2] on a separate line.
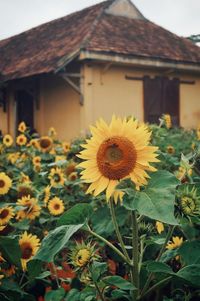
[68, 172, 78, 181]
[0, 172, 12, 195]
[55, 155, 66, 162]
[3, 134, 13, 147]
[166, 145, 175, 154]
[62, 142, 70, 153]
[0, 206, 14, 226]
[48, 127, 57, 138]
[20, 173, 31, 184]
[49, 167, 65, 187]
[18, 121, 27, 133]
[28, 139, 39, 149]
[16, 195, 41, 220]
[16, 134, 27, 146]
[7, 152, 20, 164]
[70, 241, 99, 269]
[166, 236, 183, 250]
[32, 156, 41, 166]
[19, 231, 40, 271]
[155, 221, 164, 234]
[43, 185, 51, 206]
[48, 197, 64, 216]
[164, 114, 172, 129]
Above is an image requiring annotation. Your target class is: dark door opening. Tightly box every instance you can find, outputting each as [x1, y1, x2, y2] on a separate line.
[144, 76, 180, 126]
[16, 90, 34, 132]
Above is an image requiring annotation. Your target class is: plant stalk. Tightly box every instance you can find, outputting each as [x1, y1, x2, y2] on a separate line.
[87, 225, 132, 266]
[131, 210, 139, 299]
[109, 199, 131, 262]
[140, 225, 175, 297]
[139, 276, 172, 300]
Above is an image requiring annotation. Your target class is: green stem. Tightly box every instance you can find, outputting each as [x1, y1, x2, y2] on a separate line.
[139, 276, 172, 300]
[109, 199, 130, 262]
[140, 225, 175, 297]
[94, 281, 105, 301]
[131, 211, 139, 299]
[87, 225, 132, 266]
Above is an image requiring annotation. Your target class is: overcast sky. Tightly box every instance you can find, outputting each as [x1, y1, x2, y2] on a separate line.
[0, 0, 199, 40]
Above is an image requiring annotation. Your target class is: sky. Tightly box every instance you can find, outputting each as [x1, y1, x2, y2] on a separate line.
[0, 0, 199, 40]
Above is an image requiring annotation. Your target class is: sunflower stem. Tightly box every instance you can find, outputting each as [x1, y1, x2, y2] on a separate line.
[109, 199, 131, 262]
[140, 225, 175, 298]
[138, 276, 172, 300]
[130, 210, 139, 299]
[87, 225, 132, 266]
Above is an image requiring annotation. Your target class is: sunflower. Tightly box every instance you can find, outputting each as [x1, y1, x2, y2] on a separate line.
[16, 134, 27, 146]
[32, 156, 41, 166]
[48, 127, 57, 138]
[7, 152, 20, 164]
[28, 139, 39, 149]
[18, 121, 27, 133]
[20, 173, 31, 184]
[3, 134, 13, 147]
[70, 241, 99, 270]
[155, 221, 164, 234]
[38, 136, 53, 152]
[48, 197, 65, 215]
[166, 236, 183, 250]
[177, 186, 200, 217]
[62, 142, 70, 153]
[16, 195, 41, 220]
[0, 206, 14, 226]
[17, 184, 34, 198]
[78, 116, 159, 200]
[19, 231, 40, 270]
[0, 172, 12, 195]
[68, 172, 78, 181]
[163, 114, 172, 129]
[65, 161, 77, 176]
[43, 185, 51, 206]
[49, 167, 65, 187]
[166, 145, 175, 154]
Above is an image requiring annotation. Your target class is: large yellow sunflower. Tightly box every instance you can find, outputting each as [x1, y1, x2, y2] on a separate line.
[19, 231, 40, 271]
[48, 197, 65, 215]
[38, 136, 53, 152]
[0, 172, 12, 195]
[78, 116, 159, 200]
[16, 134, 27, 146]
[3, 134, 13, 147]
[48, 167, 65, 187]
[16, 195, 41, 220]
[0, 206, 14, 226]
[166, 236, 183, 250]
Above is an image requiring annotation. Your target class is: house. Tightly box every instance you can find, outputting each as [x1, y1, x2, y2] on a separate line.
[0, 0, 200, 140]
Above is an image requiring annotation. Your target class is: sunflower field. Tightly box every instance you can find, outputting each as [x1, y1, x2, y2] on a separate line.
[0, 116, 200, 301]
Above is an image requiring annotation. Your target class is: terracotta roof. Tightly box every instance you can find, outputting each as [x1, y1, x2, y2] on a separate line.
[0, 0, 200, 81]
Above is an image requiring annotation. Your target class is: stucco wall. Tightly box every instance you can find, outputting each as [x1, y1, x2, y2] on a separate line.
[0, 106, 7, 134]
[38, 75, 81, 141]
[180, 75, 200, 128]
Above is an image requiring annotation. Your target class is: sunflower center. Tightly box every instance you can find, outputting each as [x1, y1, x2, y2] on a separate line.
[21, 243, 33, 259]
[40, 139, 51, 149]
[0, 209, 9, 219]
[54, 204, 60, 210]
[0, 180, 5, 188]
[54, 174, 61, 182]
[97, 136, 137, 180]
[181, 196, 196, 214]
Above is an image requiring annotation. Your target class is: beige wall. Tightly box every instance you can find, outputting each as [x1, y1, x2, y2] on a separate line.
[38, 75, 81, 141]
[180, 75, 200, 128]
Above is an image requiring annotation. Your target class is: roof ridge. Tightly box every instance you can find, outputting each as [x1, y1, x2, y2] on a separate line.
[80, 0, 115, 50]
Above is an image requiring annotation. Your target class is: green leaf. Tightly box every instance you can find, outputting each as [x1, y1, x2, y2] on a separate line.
[45, 288, 65, 301]
[27, 259, 43, 279]
[57, 203, 93, 226]
[0, 236, 21, 267]
[123, 171, 179, 225]
[90, 261, 107, 282]
[111, 289, 131, 300]
[103, 275, 136, 290]
[179, 241, 200, 265]
[65, 289, 80, 301]
[176, 264, 200, 287]
[147, 261, 174, 275]
[34, 224, 83, 262]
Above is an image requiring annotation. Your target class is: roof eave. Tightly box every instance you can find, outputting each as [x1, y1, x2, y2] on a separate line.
[79, 50, 200, 74]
